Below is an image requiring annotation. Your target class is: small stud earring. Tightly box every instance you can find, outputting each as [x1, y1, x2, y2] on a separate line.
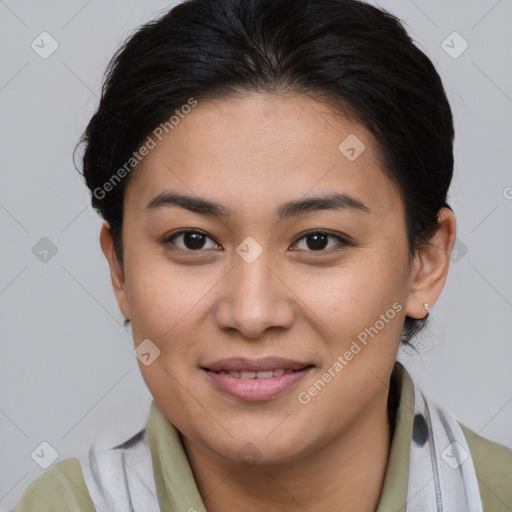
[423, 303, 430, 315]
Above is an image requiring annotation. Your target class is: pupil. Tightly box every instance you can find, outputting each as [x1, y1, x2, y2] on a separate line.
[307, 233, 327, 250]
[184, 232, 205, 250]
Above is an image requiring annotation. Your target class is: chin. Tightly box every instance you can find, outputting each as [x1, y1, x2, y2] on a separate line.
[201, 426, 313, 467]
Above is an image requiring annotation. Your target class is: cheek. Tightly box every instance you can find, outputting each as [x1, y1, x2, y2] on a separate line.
[123, 245, 222, 351]
[293, 254, 408, 330]
[127, 268, 199, 338]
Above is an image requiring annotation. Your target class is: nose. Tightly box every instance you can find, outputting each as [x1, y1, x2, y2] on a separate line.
[214, 253, 295, 339]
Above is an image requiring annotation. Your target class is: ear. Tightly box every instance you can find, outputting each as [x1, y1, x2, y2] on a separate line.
[99, 221, 131, 321]
[405, 208, 456, 319]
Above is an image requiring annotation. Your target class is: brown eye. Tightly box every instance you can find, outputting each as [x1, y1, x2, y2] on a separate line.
[291, 231, 347, 252]
[164, 230, 220, 252]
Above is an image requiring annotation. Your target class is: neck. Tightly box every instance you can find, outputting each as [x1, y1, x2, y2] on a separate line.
[183, 382, 395, 512]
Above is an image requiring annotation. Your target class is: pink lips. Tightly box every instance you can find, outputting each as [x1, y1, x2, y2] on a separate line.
[202, 357, 314, 401]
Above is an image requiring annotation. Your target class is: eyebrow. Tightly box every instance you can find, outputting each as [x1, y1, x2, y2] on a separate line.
[145, 191, 371, 220]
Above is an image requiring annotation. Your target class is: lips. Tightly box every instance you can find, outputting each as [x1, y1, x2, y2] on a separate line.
[202, 357, 314, 401]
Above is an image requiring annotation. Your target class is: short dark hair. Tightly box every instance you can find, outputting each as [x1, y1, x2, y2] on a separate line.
[78, 0, 454, 344]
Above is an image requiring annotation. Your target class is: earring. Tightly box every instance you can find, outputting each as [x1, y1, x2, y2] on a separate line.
[423, 303, 430, 317]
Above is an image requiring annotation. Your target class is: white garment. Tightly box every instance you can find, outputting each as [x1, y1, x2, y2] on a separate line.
[77, 429, 159, 512]
[406, 385, 483, 512]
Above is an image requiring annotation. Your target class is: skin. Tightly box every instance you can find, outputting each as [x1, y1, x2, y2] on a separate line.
[100, 91, 456, 511]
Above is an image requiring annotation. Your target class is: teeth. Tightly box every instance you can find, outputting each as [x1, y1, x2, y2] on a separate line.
[256, 370, 274, 379]
[217, 368, 297, 379]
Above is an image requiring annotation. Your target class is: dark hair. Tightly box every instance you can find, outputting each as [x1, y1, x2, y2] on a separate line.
[78, 0, 454, 344]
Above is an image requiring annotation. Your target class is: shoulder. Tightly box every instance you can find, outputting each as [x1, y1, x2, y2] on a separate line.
[459, 421, 512, 512]
[12, 426, 154, 512]
[12, 457, 95, 512]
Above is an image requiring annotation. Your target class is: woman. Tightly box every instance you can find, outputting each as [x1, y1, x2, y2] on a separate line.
[14, 0, 512, 510]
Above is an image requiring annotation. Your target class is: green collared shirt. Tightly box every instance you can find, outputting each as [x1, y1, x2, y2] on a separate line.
[13, 365, 512, 511]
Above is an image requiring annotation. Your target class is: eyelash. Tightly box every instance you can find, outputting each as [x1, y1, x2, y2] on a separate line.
[162, 229, 349, 255]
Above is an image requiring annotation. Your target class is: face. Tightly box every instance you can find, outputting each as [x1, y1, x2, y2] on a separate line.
[107, 92, 427, 465]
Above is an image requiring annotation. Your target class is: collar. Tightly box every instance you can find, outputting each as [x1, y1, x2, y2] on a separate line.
[147, 362, 415, 512]
[376, 361, 415, 512]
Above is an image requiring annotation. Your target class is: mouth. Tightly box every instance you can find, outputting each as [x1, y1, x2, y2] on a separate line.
[208, 367, 313, 379]
[201, 357, 315, 401]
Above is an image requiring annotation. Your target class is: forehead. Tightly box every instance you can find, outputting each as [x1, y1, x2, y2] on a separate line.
[125, 92, 400, 218]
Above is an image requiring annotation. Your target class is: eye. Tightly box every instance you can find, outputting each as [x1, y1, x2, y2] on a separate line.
[290, 231, 348, 252]
[163, 230, 221, 252]
[163, 229, 348, 254]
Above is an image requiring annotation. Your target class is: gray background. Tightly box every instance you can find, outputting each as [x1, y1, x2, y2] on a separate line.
[0, 0, 511, 508]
